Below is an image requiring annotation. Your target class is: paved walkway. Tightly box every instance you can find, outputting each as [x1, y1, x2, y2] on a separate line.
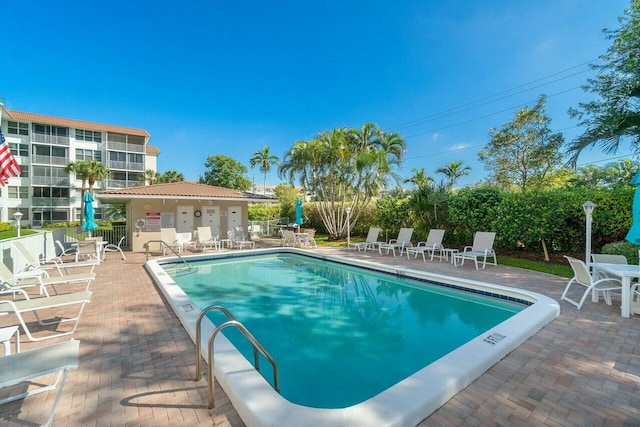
[1, 240, 639, 426]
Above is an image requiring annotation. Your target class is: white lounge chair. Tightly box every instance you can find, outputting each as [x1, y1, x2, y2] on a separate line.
[282, 230, 296, 247]
[230, 228, 255, 249]
[405, 229, 446, 261]
[0, 340, 79, 427]
[379, 228, 414, 256]
[348, 227, 381, 251]
[102, 236, 126, 260]
[160, 228, 183, 255]
[14, 241, 98, 276]
[0, 262, 95, 297]
[454, 231, 497, 269]
[562, 256, 622, 309]
[55, 240, 77, 258]
[0, 291, 92, 341]
[196, 227, 221, 251]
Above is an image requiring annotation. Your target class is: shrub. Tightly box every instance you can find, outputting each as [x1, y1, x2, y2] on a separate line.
[0, 222, 14, 232]
[601, 240, 640, 264]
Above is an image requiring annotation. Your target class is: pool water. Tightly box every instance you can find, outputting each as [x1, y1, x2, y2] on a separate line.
[168, 253, 524, 409]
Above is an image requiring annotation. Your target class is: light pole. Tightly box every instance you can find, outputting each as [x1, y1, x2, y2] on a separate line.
[582, 201, 595, 265]
[14, 212, 23, 238]
[346, 207, 351, 248]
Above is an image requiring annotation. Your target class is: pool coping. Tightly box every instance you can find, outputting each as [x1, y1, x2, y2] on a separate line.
[145, 248, 560, 427]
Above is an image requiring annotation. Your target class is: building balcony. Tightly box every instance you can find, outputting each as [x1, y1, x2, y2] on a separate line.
[32, 155, 70, 165]
[31, 176, 71, 186]
[107, 160, 145, 171]
[32, 197, 70, 206]
[107, 179, 144, 188]
[31, 134, 70, 146]
[106, 141, 145, 153]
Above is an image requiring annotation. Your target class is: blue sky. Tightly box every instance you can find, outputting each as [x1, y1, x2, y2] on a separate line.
[1, 0, 635, 188]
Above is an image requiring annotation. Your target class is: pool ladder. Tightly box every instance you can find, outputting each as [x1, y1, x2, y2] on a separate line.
[143, 239, 191, 270]
[195, 305, 280, 408]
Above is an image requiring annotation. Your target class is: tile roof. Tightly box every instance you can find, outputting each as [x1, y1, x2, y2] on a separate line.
[98, 181, 275, 201]
[4, 109, 150, 137]
[146, 145, 160, 154]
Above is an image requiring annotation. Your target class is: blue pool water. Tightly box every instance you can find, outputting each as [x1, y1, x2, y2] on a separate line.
[167, 253, 524, 409]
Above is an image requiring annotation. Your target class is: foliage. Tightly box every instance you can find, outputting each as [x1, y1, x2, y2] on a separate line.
[273, 183, 301, 221]
[374, 196, 411, 239]
[279, 123, 405, 239]
[250, 146, 279, 194]
[406, 181, 450, 240]
[448, 187, 504, 245]
[436, 160, 471, 191]
[247, 203, 281, 221]
[199, 154, 251, 190]
[567, 0, 640, 164]
[479, 95, 564, 192]
[104, 203, 126, 220]
[65, 159, 111, 227]
[0, 222, 14, 232]
[601, 240, 640, 264]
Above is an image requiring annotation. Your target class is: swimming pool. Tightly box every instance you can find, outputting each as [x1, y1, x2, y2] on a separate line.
[146, 248, 559, 426]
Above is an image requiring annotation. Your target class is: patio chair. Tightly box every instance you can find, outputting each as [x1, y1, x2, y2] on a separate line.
[282, 230, 296, 247]
[230, 227, 255, 249]
[405, 229, 445, 261]
[348, 227, 381, 251]
[74, 240, 101, 265]
[561, 256, 622, 309]
[454, 231, 497, 270]
[103, 236, 126, 260]
[0, 262, 95, 297]
[13, 242, 98, 277]
[378, 228, 414, 256]
[0, 290, 92, 341]
[196, 227, 221, 252]
[0, 340, 79, 427]
[304, 229, 317, 248]
[160, 228, 183, 255]
[55, 240, 78, 258]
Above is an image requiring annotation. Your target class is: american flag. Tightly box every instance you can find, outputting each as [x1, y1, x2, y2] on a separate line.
[0, 128, 22, 186]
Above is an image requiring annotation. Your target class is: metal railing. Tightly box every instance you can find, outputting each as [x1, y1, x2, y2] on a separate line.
[195, 305, 279, 408]
[142, 239, 191, 270]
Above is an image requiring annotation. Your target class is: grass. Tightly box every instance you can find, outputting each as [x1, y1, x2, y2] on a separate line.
[497, 256, 573, 278]
[0, 229, 38, 240]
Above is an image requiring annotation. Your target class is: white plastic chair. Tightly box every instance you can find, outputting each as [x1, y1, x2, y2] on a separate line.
[378, 228, 414, 256]
[561, 256, 622, 309]
[0, 340, 79, 427]
[103, 236, 126, 260]
[348, 227, 381, 251]
[454, 231, 497, 269]
[196, 227, 221, 251]
[55, 240, 77, 258]
[405, 229, 445, 261]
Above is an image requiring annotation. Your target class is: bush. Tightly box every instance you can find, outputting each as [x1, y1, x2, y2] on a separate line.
[0, 222, 14, 232]
[601, 240, 640, 264]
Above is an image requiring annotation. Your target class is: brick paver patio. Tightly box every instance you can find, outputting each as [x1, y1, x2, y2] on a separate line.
[1, 239, 639, 426]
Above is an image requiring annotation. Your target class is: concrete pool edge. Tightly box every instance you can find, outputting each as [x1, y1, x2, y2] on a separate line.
[145, 248, 560, 427]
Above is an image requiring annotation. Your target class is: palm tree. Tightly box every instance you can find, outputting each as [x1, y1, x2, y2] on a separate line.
[250, 146, 279, 196]
[159, 170, 185, 183]
[65, 160, 111, 226]
[403, 168, 433, 188]
[141, 169, 160, 185]
[436, 160, 471, 191]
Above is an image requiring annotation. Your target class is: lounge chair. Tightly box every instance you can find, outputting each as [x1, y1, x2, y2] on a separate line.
[0, 340, 79, 427]
[160, 228, 183, 255]
[102, 236, 126, 260]
[14, 241, 98, 276]
[55, 240, 77, 258]
[0, 291, 92, 341]
[405, 229, 445, 261]
[282, 230, 296, 247]
[561, 256, 622, 309]
[303, 229, 317, 248]
[348, 227, 381, 251]
[0, 263, 95, 297]
[196, 227, 221, 251]
[454, 231, 497, 269]
[229, 227, 255, 249]
[378, 228, 414, 256]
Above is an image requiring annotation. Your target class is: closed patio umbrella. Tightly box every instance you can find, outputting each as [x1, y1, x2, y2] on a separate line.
[625, 171, 640, 244]
[82, 191, 98, 237]
[295, 198, 303, 226]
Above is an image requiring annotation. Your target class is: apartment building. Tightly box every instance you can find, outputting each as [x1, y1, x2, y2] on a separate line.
[0, 104, 158, 226]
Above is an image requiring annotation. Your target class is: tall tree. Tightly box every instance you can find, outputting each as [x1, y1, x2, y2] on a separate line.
[141, 169, 160, 185]
[567, 1, 640, 164]
[65, 160, 111, 225]
[279, 123, 405, 238]
[403, 168, 433, 188]
[249, 146, 279, 195]
[159, 170, 185, 183]
[479, 95, 564, 192]
[436, 160, 471, 191]
[199, 154, 251, 190]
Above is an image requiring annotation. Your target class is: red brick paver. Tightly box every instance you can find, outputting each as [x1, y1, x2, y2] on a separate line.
[1, 241, 639, 426]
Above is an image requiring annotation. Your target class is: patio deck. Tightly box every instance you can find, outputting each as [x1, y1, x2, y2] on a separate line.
[1, 240, 638, 426]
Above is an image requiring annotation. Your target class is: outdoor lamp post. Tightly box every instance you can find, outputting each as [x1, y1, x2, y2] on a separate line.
[582, 201, 595, 265]
[14, 212, 23, 238]
[346, 207, 351, 247]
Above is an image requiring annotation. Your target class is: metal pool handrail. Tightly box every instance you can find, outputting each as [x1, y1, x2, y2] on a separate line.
[143, 239, 191, 270]
[195, 305, 280, 409]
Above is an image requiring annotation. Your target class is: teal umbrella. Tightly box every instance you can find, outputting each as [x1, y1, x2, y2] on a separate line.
[626, 171, 640, 244]
[295, 198, 303, 225]
[82, 191, 98, 236]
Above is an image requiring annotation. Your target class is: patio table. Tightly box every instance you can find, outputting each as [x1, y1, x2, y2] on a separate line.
[590, 262, 640, 318]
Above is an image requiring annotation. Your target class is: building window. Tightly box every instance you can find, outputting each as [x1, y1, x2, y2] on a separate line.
[8, 142, 28, 156]
[109, 151, 126, 162]
[33, 124, 68, 137]
[7, 121, 29, 136]
[19, 165, 28, 178]
[8, 186, 29, 199]
[76, 129, 102, 142]
[33, 187, 69, 198]
[75, 149, 102, 161]
[128, 153, 143, 164]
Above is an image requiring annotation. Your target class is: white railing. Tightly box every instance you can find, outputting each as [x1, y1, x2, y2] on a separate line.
[32, 155, 69, 165]
[32, 197, 70, 206]
[106, 141, 145, 153]
[31, 134, 70, 146]
[107, 160, 144, 171]
[31, 176, 70, 186]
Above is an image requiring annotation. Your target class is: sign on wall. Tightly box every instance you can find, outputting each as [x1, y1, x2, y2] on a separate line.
[146, 212, 161, 232]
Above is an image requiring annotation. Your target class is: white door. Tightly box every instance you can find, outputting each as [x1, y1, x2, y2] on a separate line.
[177, 205, 194, 233]
[202, 206, 220, 237]
[227, 206, 242, 237]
